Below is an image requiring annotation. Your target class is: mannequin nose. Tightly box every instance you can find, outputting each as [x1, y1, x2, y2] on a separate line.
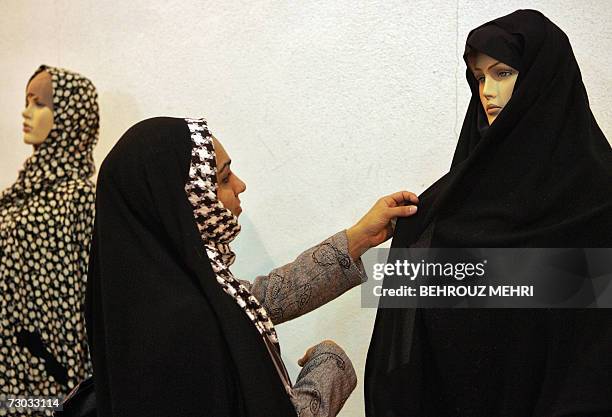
[22, 104, 32, 119]
[482, 78, 496, 99]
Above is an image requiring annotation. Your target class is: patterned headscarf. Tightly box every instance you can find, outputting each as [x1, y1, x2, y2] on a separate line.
[183, 118, 279, 344]
[1, 65, 98, 205]
[0, 65, 98, 401]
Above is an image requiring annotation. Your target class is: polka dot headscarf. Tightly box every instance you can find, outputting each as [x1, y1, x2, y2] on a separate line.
[0, 65, 98, 408]
[3, 65, 99, 203]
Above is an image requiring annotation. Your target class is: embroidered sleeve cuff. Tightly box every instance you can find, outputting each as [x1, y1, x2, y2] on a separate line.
[291, 342, 357, 417]
[333, 230, 368, 285]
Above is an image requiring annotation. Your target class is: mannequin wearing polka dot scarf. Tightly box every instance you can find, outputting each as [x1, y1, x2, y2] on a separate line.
[0, 65, 98, 411]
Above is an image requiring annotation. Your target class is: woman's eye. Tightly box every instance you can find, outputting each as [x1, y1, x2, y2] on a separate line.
[498, 70, 513, 78]
[476, 75, 485, 83]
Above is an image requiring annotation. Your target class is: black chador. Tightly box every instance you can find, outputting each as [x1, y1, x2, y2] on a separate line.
[86, 118, 296, 417]
[365, 10, 612, 417]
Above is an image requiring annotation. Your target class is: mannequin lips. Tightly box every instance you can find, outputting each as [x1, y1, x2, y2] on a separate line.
[486, 104, 501, 114]
[23, 123, 32, 133]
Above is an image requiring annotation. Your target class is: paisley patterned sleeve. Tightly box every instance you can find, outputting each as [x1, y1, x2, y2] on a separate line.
[237, 231, 364, 415]
[239, 230, 367, 325]
[290, 341, 357, 417]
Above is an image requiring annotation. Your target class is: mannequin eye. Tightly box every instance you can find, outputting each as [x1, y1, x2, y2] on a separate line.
[498, 70, 514, 78]
[475, 75, 485, 83]
[26, 97, 45, 108]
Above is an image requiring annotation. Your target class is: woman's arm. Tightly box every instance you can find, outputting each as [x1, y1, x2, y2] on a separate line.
[239, 191, 419, 324]
[241, 230, 366, 324]
[290, 341, 357, 417]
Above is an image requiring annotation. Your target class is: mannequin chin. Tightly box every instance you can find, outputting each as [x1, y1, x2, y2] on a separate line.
[22, 70, 54, 146]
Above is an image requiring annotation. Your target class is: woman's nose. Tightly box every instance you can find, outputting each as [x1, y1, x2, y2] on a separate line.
[235, 176, 246, 195]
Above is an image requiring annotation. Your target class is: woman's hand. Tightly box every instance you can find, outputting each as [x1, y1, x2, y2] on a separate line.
[295, 340, 357, 416]
[298, 340, 341, 366]
[346, 191, 418, 260]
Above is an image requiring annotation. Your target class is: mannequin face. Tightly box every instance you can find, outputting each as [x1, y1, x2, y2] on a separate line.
[22, 71, 54, 146]
[469, 52, 519, 125]
[213, 137, 247, 217]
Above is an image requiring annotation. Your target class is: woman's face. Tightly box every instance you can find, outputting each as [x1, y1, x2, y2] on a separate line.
[469, 52, 519, 125]
[22, 70, 54, 146]
[212, 137, 247, 217]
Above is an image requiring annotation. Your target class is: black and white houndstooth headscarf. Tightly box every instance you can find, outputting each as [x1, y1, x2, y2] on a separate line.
[184, 118, 279, 345]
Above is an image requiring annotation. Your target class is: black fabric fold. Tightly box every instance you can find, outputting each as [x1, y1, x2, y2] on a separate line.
[366, 9, 612, 417]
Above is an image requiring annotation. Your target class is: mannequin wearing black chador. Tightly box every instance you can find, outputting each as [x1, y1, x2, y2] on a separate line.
[0, 66, 98, 407]
[365, 10, 612, 417]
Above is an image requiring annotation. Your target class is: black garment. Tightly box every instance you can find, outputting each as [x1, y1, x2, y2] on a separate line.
[365, 9, 612, 417]
[86, 117, 296, 417]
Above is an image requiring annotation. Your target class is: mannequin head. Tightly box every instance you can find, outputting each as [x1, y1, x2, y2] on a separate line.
[22, 70, 54, 146]
[212, 136, 247, 217]
[468, 51, 519, 125]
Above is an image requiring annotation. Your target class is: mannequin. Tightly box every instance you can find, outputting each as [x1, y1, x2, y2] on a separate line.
[365, 10, 612, 417]
[0, 65, 99, 408]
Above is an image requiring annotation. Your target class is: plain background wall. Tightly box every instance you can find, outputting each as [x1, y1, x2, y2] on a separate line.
[1, 1, 611, 415]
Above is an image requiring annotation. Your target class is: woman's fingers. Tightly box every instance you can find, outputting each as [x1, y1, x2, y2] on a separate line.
[383, 191, 419, 208]
[347, 191, 419, 258]
[298, 340, 339, 367]
[381, 191, 419, 220]
[298, 346, 314, 366]
[386, 204, 418, 218]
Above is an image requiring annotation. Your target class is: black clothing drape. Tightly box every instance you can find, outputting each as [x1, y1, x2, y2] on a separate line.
[366, 10, 612, 417]
[86, 117, 296, 417]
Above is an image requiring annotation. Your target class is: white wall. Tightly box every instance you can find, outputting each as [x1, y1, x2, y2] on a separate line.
[1, 1, 611, 415]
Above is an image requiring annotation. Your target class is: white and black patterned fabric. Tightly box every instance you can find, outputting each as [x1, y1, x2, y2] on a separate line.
[0, 65, 98, 410]
[184, 117, 279, 344]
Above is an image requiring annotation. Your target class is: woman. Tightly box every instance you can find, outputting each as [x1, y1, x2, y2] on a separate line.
[365, 9, 612, 417]
[0, 66, 98, 404]
[86, 116, 418, 417]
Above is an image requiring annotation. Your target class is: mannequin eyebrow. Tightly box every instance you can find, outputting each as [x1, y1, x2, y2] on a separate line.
[473, 61, 502, 71]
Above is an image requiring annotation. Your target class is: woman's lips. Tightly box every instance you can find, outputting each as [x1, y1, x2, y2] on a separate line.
[23, 124, 32, 133]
